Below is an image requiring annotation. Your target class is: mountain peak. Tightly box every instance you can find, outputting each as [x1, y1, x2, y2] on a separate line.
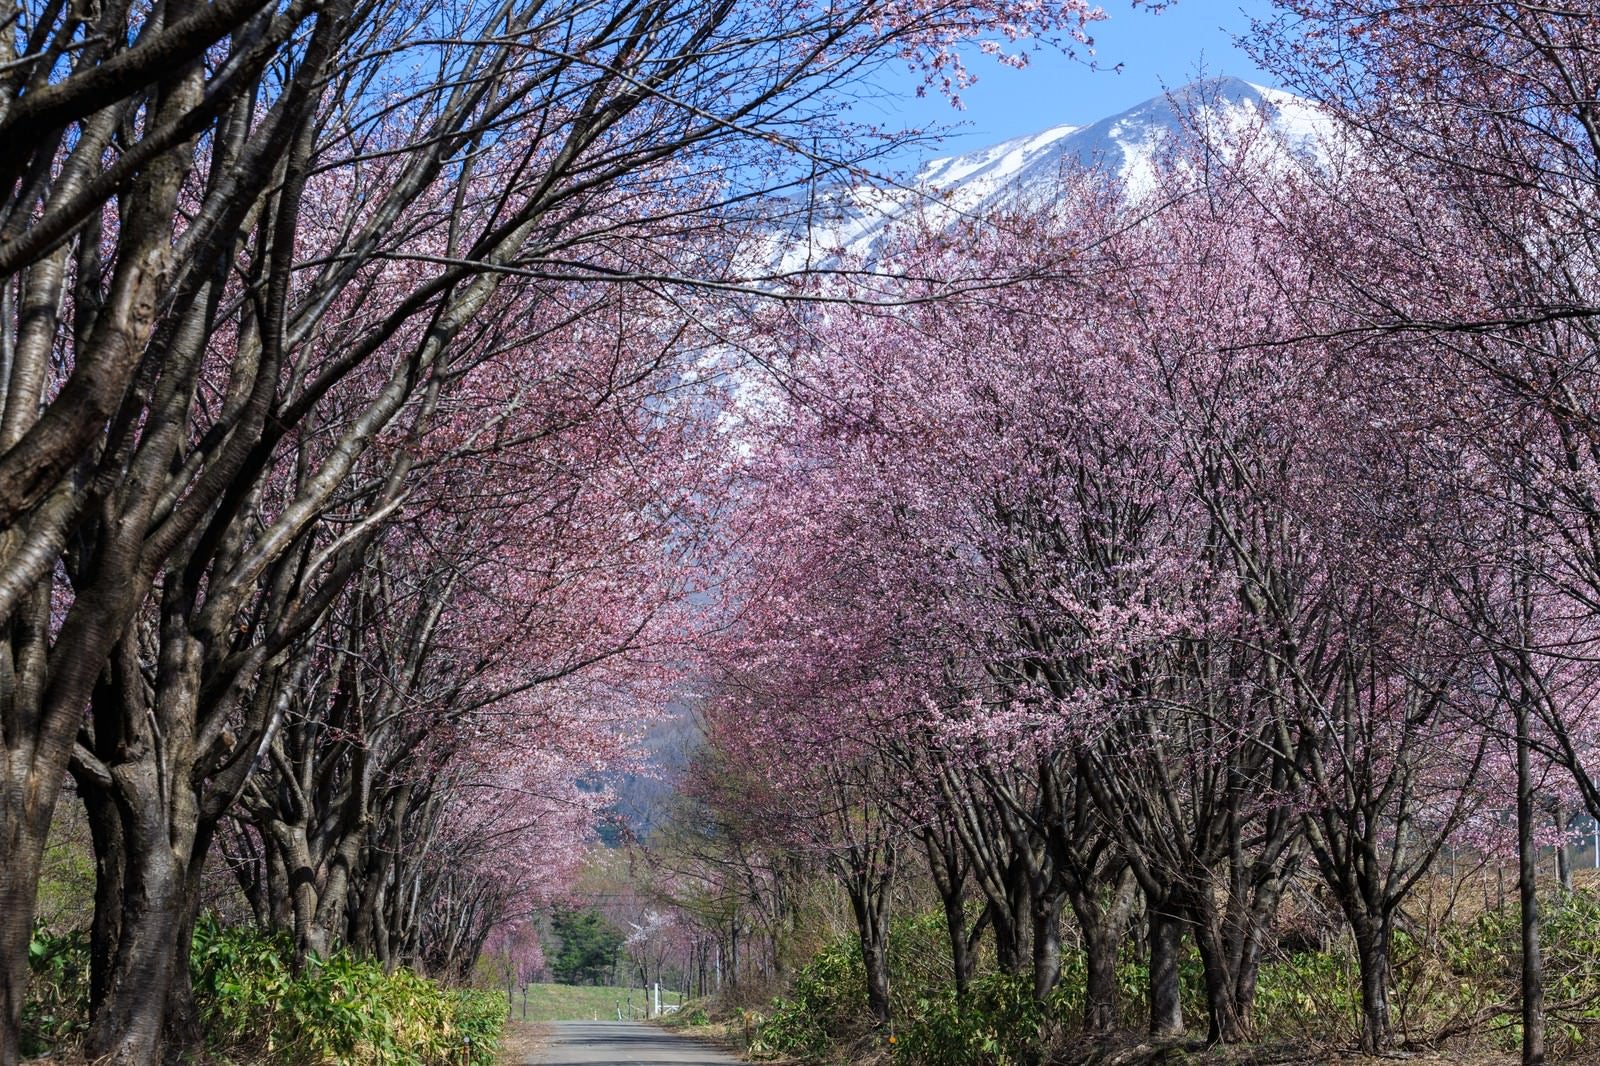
[776, 77, 1328, 271]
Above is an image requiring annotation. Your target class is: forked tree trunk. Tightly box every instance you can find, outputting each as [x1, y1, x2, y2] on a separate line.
[80, 650, 218, 1066]
[923, 827, 980, 999]
[82, 778, 193, 1064]
[1186, 860, 1287, 1046]
[1230, 875, 1284, 1034]
[992, 906, 1027, 974]
[79, 778, 124, 1018]
[270, 822, 324, 965]
[1191, 926, 1248, 1045]
[2, 583, 99, 1066]
[164, 894, 206, 1056]
[936, 892, 984, 1000]
[863, 933, 892, 1026]
[350, 789, 407, 963]
[993, 858, 1032, 975]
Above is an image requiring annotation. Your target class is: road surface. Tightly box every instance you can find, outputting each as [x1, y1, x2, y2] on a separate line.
[528, 1021, 742, 1065]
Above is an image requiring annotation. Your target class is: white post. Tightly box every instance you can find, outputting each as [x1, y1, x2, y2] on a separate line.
[653, 981, 661, 1017]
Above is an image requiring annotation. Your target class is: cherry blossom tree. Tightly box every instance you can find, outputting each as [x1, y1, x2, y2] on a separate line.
[0, 0, 1121, 1056]
[1251, 7, 1600, 1059]
[704, 125, 1520, 1050]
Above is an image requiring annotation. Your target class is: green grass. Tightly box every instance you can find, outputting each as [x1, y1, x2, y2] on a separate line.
[503, 983, 661, 1023]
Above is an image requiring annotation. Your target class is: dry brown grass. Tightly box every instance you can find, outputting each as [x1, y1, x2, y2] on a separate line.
[1053, 1033, 1521, 1066]
[496, 1021, 551, 1065]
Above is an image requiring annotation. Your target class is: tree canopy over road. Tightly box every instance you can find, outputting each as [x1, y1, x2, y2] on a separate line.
[8, 3, 1600, 1065]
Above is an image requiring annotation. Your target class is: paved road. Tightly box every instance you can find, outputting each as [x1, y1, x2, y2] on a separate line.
[532, 1021, 742, 1065]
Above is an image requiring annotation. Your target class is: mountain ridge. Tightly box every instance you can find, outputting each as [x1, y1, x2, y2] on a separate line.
[777, 75, 1328, 269]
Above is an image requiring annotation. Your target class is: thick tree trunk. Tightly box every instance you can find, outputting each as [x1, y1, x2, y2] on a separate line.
[0, 772, 55, 1066]
[1083, 925, 1120, 1036]
[271, 822, 324, 966]
[82, 770, 192, 1065]
[993, 858, 1031, 975]
[992, 906, 1025, 974]
[848, 876, 894, 1026]
[1192, 928, 1248, 1045]
[1187, 860, 1284, 1046]
[1232, 863, 1290, 1034]
[923, 826, 978, 999]
[862, 933, 892, 1026]
[1, 582, 82, 1066]
[163, 906, 204, 1057]
[1031, 891, 1064, 1003]
[82, 709, 214, 1066]
[1147, 901, 1185, 1040]
[168, 816, 220, 1055]
[309, 830, 364, 959]
[1186, 885, 1237, 1045]
[1353, 921, 1391, 1054]
[352, 783, 410, 960]
[79, 778, 125, 1017]
[1071, 866, 1136, 1036]
[1230, 905, 1268, 1037]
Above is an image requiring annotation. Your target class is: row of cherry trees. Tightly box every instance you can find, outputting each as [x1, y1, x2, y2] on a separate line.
[689, 6, 1600, 1063]
[0, 0, 1108, 1057]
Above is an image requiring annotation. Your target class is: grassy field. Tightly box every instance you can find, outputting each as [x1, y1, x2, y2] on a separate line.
[502, 982, 663, 1023]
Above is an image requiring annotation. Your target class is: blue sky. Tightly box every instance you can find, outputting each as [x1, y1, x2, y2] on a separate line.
[859, 1, 1280, 164]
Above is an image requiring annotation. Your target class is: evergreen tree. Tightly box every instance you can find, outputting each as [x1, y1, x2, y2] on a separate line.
[549, 908, 625, 986]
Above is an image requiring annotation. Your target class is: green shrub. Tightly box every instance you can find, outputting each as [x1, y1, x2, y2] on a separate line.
[887, 909, 958, 1013]
[23, 916, 505, 1064]
[761, 891, 1600, 1064]
[1250, 942, 1361, 1042]
[191, 916, 505, 1065]
[452, 988, 511, 1060]
[1425, 892, 1600, 1056]
[21, 924, 90, 1057]
[753, 936, 866, 1057]
[897, 972, 1052, 1066]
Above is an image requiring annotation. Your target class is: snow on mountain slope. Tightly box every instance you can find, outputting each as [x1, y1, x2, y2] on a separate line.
[775, 76, 1330, 271]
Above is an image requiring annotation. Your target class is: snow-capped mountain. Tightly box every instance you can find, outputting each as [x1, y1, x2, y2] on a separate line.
[777, 76, 1328, 270]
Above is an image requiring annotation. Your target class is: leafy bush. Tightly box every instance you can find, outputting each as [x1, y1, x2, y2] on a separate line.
[21, 924, 90, 1057]
[1426, 892, 1600, 1056]
[191, 916, 505, 1065]
[1249, 941, 1361, 1043]
[453, 988, 511, 1059]
[752, 936, 866, 1057]
[760, 891, 1600, 1064]
[23, 916, 505, 1064]
[887, 909, 959, 1012]
[897, 972, 1053, 1066]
